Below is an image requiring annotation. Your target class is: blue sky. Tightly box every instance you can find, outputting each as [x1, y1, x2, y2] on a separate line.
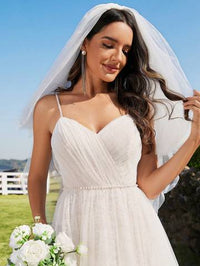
[0, 0, 200, 159]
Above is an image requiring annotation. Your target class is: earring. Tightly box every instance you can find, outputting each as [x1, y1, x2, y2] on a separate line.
[81, 50, 87, 95]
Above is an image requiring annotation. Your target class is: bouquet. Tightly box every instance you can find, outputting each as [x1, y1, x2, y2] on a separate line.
[7, 223, 88, 266]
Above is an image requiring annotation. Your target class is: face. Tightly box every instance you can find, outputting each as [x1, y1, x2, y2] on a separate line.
[82, 22, 133, 84]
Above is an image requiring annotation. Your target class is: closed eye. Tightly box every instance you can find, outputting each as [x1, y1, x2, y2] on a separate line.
[103, 43, 129, 56]
[103, 43, 113, 49]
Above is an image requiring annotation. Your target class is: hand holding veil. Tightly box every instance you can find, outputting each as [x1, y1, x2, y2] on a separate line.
[20, 3, 193, 215]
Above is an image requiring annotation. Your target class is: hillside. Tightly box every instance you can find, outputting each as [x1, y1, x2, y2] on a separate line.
[0, 159, 27, 172]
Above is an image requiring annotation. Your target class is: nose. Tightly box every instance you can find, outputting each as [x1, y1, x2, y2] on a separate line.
[111, 48, 123, 63]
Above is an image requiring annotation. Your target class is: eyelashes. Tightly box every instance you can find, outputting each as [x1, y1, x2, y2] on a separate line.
[102, 43, 129, 56]
[103, 43, 113, 49]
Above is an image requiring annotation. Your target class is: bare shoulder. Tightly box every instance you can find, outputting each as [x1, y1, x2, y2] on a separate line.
[33, 94, 56, 119]
[33, 92, 78, 133]
[34, 94, 57, 109]
[33, 92, 74, 115]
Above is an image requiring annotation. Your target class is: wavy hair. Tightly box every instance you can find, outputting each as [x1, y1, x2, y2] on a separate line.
[55, 8, 190, 153]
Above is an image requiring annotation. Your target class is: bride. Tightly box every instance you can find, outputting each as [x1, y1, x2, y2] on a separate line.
[21, 3, 200, 265]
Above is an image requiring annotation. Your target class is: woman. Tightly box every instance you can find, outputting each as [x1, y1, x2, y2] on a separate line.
[22, 3, 200, 266]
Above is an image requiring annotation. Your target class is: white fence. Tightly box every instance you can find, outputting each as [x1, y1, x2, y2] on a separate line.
[0, 172, 50, 195]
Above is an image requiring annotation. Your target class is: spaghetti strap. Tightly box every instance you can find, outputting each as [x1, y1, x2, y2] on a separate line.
[55, 93, 63, 117]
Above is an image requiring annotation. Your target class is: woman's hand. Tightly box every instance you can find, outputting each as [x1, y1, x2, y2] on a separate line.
[183, 89, 200, 146]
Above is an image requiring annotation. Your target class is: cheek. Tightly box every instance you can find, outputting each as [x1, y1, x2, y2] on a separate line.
[86, 49, 105, 69]
[86, 55, 98, 71]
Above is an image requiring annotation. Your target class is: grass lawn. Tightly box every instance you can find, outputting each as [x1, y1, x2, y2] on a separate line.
[0, 177, 60, 266]
[0, 195, 32, 265]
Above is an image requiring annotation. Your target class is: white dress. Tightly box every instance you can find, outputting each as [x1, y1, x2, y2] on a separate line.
[51, 94, 179, 266]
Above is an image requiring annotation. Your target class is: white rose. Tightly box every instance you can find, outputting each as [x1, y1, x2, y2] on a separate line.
[9, 250, 20, 264]
[19, 239, 49, 266]
[76, 243, 88, 255]
[55, 232, 75, 253]
[9, 225, 31, 249]
[64, 253, 77, 266]
[15, 260, 26, 266]
[9, 250, 27, 266]
[32, 223, 54, 241]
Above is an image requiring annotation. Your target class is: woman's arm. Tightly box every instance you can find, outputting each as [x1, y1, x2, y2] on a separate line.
[137, 135, 199, 199]
[137, 89, 200, 199]
[28, 96, 53, 224]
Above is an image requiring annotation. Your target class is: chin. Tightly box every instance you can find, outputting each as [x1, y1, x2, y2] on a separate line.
[101, 74, 118, 83]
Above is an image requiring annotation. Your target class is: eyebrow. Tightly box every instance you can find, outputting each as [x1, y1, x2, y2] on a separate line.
[101, 36, 132, 48]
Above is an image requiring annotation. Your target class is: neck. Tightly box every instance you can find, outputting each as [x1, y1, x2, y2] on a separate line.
[72, 74, 114, 98]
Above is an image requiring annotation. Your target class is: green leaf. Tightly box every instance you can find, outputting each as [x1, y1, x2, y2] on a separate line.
[7, 258, 15, 266]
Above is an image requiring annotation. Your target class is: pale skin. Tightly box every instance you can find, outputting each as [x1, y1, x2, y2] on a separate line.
[28, 22, 200, 224]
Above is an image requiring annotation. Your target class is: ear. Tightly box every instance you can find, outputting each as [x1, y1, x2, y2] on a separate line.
[81, 38, 89, 52]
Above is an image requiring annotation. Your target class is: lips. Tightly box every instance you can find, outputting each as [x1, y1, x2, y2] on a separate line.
[103, 64, 119, 73]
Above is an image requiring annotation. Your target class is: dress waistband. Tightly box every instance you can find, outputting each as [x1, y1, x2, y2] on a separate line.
[62, 183, 138, 191]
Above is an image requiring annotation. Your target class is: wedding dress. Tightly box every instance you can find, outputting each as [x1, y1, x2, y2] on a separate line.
[51, 93, 179, 266]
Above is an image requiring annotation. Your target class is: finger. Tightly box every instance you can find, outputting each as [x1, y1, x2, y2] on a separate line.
[184, 105, 200, 113]
[185, 96, 200, 103]
[186, 96, 200, 100]
[184, 99, 200, 107]
[193, 89, 200, 96]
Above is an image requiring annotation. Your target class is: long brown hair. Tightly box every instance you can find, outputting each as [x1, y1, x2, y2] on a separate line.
[55, 8, 191, 153]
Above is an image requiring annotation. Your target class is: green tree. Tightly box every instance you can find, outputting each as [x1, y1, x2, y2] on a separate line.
[188, 147, 200, 169]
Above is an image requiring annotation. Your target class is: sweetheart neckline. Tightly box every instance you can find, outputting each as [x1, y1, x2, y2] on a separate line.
[51, 114, 132, 137]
